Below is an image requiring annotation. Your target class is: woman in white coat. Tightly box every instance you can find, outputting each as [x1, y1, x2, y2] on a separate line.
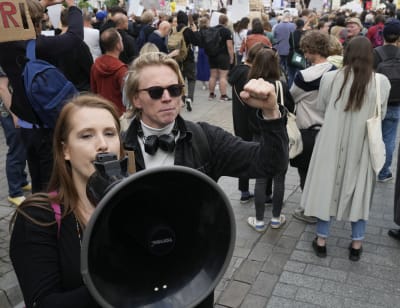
[301, 36, 391, 261]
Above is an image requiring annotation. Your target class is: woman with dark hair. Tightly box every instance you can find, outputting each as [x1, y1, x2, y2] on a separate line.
[245, 47, 294, 231]
[233, 17, 250, 64]
[10, 95, 124, 307]
[239, 18, 272, 62]
[228, 42, 264, 203]
[302, 37, 391, 261]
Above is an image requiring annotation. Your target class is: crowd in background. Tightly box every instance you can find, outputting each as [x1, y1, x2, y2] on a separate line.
[2, 2, 400, 306]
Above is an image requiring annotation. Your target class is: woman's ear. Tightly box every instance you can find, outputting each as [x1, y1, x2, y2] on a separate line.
[62, 142, 70, 161]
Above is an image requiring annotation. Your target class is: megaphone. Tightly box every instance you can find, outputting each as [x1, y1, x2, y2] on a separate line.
[81, 166, 236, 308]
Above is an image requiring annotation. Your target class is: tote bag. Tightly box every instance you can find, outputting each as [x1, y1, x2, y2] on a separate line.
[367, 74, 386, 174]
[276, 81, 303, 159]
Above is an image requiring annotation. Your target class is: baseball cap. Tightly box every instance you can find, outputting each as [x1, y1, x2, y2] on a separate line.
[384, 18, 400, 37]
[346, 17, 362, 29]
[96, 11, 107, 21]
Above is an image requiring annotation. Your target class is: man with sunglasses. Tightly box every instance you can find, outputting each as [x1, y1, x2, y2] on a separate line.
[123, 52, 288, 306]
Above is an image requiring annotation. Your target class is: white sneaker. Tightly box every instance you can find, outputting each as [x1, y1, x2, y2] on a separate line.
[270, 214, 286, 229]
[247, 217, 266, 232]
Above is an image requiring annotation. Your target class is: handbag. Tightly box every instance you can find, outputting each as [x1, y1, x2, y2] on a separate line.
[276, 81, 303, 159]
[290, 33, 306, 69]
[367, 74, 386, 174]
[289, 124, 321, 169]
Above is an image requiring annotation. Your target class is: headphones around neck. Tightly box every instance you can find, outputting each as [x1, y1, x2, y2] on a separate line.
[137, 122, 179, 155]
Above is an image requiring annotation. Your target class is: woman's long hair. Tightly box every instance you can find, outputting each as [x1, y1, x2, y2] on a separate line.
[335, 36, 374, 111]
[247, 46, 280, 81]
[11, 95, 124, 229]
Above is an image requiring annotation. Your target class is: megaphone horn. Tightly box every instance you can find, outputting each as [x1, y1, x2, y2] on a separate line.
[81, 166, 236, 308]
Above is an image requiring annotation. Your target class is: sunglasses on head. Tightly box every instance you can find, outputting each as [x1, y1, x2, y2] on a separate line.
[138, 84, 184, 99]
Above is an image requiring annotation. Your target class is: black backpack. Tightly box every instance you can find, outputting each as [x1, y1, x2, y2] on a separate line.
[201, 26, 222, 57]
[375, 47, 400, 103]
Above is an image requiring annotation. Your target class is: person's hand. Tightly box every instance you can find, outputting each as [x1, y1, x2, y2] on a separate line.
[169, 49, 180, 58]
[240, 78, 280, 119]
[12, 114, 19, 128]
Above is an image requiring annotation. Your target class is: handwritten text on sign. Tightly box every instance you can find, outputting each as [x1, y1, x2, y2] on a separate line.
[0, 0, 35, 43]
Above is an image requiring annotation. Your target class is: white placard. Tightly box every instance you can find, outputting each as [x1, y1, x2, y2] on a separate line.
[41, 30, 55, 36]
[308, 0, 324, 11]
[142, 0, 160, 9]
[229, 0, 249, 23]
[331, 0, 341, 10]
[210, 11, 223, 26]
[340, 0, 363, 13]
[128, 0, 144, 16]
[272, 0, 283, 9]
[47, 4, 62, 29]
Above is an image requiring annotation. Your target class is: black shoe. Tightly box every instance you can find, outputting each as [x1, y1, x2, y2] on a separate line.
[312, 238, 327, 258]
[240, 192, 254, 204]
[349, 244, 362, 262]
[388, 228, 400, 240]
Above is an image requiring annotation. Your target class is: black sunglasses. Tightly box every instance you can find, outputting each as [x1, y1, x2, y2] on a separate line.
[138, 84, 184, 99]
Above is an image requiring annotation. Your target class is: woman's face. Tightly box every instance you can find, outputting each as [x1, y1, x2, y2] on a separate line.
[63, 107, 121, 185]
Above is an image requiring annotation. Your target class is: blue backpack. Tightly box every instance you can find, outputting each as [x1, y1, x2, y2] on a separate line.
[23, 40, 78, 128]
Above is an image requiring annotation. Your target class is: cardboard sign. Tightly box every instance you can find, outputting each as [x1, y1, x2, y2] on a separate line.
[0, 0, 35, 42]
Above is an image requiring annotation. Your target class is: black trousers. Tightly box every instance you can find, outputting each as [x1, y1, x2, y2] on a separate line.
[20, 127, 53, 193]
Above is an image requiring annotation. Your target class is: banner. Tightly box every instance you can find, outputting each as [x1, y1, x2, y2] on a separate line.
[0, 0, 35, 42]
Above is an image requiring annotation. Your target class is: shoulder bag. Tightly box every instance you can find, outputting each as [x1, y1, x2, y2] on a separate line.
[276, 80, 303, 159]
[290, 33, 306, 69]
[367, 74, 386, 174]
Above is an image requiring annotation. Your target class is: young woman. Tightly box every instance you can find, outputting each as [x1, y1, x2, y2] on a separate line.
[245, 46, 294, 231]
[10, 95, 124, 307]
[228, 42, 265, 203]
[302, 37, 391, 261]
[240, 18, 272, 63]
[233, 17, 250, 65]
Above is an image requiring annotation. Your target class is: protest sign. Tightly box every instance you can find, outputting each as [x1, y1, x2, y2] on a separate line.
[0, 0, 35, 42]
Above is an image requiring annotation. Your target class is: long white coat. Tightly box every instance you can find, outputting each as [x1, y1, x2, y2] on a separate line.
[302, 70, 391, 221]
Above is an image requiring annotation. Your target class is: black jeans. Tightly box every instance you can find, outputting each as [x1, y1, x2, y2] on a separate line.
[20, 127, 53, 193]
[254, 169, 287, 220]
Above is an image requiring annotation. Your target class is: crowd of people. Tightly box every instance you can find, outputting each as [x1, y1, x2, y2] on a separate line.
[1, 0, 400, 306]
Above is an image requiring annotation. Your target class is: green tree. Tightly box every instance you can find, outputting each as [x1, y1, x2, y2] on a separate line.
[104, 0, 119, 8]
[78, 0, 91, 9]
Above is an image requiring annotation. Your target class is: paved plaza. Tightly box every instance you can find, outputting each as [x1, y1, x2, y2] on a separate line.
[1, 83, 400, 307]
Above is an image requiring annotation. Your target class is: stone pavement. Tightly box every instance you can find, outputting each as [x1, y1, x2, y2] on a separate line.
[0, 82, 400, 307]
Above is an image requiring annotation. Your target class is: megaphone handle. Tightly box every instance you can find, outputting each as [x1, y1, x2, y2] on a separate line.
[126, 150, 136, 174]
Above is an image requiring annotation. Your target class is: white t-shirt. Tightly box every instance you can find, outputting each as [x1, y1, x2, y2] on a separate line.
[84, 27, 102, 61]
